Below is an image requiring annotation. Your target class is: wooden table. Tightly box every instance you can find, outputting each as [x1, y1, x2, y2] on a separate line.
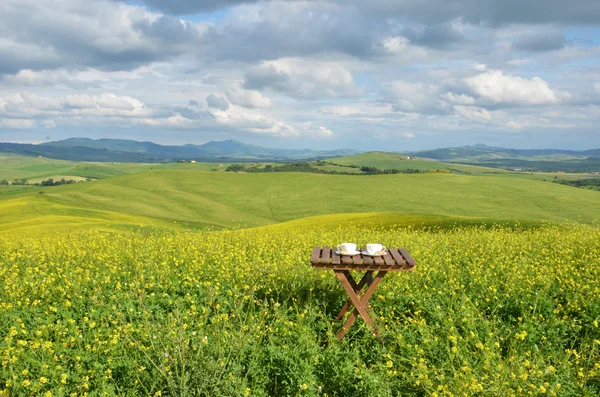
[311, 246, 416, 340]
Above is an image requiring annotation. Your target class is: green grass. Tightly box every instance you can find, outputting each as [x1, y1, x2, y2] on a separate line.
[0, 154, 226, 181]
[331, 152, 450, 171]
[1, 170, 600, 235]
[330, 152, 519, 176]
[1, 224, 599, 395]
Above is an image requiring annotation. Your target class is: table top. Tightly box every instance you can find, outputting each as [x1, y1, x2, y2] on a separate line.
[311, 246, 416, 271]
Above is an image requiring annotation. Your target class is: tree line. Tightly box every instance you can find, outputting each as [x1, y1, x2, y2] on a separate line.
[226, 163, 429, 175]
[0, 178, 80, 186]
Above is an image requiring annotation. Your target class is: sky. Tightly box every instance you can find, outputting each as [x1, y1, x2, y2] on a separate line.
[1, 0, 600, 151]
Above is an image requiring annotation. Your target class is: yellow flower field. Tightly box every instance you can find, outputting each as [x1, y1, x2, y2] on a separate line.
[1, 224, 599, 396]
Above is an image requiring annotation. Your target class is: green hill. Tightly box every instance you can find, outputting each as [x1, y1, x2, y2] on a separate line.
[0, 154, 225, 182]
[2, 170, 599, 235]
[329, 152, 518, 175]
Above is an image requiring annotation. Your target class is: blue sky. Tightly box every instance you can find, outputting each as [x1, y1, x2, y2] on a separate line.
[1, 0, 600, 150]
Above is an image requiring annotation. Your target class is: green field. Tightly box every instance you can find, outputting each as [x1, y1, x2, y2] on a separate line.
[1, 224, 599, 396]
[1, 153, 600, 396]
[0, 154, 226, 181]
[1, 169, 600, 235]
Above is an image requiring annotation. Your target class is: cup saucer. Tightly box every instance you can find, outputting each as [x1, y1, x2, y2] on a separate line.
[361, 249, 386, 257]
[334, 248, 361, 256]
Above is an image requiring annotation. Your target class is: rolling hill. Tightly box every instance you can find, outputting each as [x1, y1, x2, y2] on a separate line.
[0, 138, 360, 162]
[1, 169, 599, 235]
[405, 144, 600, 172]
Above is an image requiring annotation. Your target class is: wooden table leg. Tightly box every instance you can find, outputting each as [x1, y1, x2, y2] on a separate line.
[336, 271, 373, 320]
[335, 270, 387, 340]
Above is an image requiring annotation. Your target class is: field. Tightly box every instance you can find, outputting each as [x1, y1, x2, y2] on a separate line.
[1, 153, 600, 396]
[0, 154, 226, 182]
[1, 224, 599, 396]
[1, 170, 600, 235]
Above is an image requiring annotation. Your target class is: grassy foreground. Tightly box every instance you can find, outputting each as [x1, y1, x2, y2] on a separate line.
[1, 223, 599, 396]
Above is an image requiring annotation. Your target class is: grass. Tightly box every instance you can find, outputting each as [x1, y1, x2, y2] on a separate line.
[1, 170, 600, 235]
[0, 154, 226, 181]
[330, 152, 451, 171]
[1, 224, 599, 395]
[1, 154, 600, 395]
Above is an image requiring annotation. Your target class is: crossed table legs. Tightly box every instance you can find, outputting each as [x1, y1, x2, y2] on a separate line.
[334, 270, 387, 340]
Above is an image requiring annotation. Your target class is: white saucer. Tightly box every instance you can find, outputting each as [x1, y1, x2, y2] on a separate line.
[361, 250, 386, 257]
[334, 248, 361, 256]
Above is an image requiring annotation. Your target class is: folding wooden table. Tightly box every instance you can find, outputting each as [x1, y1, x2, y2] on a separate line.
[311, 246, 416, 340]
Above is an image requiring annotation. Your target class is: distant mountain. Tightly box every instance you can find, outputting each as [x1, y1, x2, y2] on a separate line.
[404, 144, 600, 172]
[2, 138, 361, 163]
[406, 144, 600, 161]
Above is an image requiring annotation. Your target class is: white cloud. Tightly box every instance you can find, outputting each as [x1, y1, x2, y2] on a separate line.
[301, 122, 334, 138]
[244, 58, 359, 99]
[137, 114, 193, 127]
[403, 132, 415, 139]
[40, 119, 56, 128]
[465, 70, 569, 106]
[226, 87, 272, 109]
[319, 106, 364, 116]
[0, 118, 37, 129]
[208, 105, 295, 135]
[442, 92, 476, 105]
[379, 81, 449, 114]
[454, 105, 492, 123]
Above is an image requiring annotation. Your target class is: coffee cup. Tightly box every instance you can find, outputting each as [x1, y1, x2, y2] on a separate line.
[337, 243, 357, 254]
[366, 243, 386, 255]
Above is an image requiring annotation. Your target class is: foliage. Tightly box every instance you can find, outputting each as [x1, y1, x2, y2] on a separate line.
[11, 178, 28, 185]
[554, 178, 600, 190]
[1, 225, 600, 396]
[39, 178, 78, 187]
[225, 164, 245, 172]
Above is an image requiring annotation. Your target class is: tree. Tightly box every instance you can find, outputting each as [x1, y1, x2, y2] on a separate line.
[225, 164, 244, 172]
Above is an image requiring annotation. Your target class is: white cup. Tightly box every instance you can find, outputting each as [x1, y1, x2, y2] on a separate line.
[337, 243, 357, 253]
[367, 243, 386, 255]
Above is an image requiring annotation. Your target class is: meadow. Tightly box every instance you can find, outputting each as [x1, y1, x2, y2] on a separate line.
[1, 169, 600, 236]
[1, 153, 600, 396]
[0, 224, 599, 396]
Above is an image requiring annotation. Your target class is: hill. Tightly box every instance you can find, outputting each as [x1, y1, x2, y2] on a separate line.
[405, 144, 600, 172]
[407, 143, 600, 161]
[0, 138, 360, 162]
[1, 170, 599, 235]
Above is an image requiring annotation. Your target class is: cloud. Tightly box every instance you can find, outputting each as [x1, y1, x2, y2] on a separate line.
[226, 88, 271, 109]
[244, 58, 358, 99]
[341, 0, 600, 26]
[403, 132, 415, 139]
[206, 94, 230, 110]
[300, 122, 334, 138]
[208, 105, 296, 136]
[454, 105, 493, 123]
[0, 0, 207, 74]
[512, 27, 566, 52]
[0, 118, 37, 129]
[114, 0, 249, 15]
[319, 106, 364, 116]
[402, 22, 466, 49]
[0, 92, 179, 126]
[199, 2, 390, 63]
[379, 81, 451, 114]
[130, 0, 600, 26]
[464, 70, 568, 106]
